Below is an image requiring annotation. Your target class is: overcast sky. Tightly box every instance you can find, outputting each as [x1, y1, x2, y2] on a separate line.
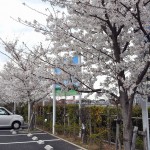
[0, 0, 49, 69]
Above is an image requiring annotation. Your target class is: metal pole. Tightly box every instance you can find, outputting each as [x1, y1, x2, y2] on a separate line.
[64, 93, 66, 135]
[78, 53, 82, 137]
[28, 100, 31, 125]
[13, 102, 16, 114]
[52, 83, 56, 135]
[78, 53, 82, 112]
[79, 93, 82, 111]
[79, 93, 82, 136]
[140, 98, 150, 150]
[42, 100, 45, 106]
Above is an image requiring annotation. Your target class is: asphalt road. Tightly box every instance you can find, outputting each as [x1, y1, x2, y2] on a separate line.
[0, 129, 87, 150]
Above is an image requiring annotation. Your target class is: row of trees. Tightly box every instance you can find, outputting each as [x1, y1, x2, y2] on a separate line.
[0, 0, 149, 149]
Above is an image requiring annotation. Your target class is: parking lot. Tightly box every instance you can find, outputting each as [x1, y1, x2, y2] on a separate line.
[0, 129, 86, 150]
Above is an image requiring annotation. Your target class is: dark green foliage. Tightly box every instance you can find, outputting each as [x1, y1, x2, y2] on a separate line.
[67, 104, 79, 124]
[36, 116, 44, 126]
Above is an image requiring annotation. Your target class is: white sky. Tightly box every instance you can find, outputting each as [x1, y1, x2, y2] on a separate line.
[0, 0, 49, 69]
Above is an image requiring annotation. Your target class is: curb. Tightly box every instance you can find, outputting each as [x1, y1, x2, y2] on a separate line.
[36, 128, 87, 150]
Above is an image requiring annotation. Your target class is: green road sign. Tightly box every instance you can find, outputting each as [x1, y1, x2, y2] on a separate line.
[55, 87, 78, 96]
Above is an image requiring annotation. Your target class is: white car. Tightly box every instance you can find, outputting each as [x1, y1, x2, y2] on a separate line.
[0, 107, 24, 129]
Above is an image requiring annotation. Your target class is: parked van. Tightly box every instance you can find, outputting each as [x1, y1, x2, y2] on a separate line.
[0, 107, 24, 129]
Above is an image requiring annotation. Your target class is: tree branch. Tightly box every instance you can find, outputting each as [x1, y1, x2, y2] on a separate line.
[122, 42, 129, 53]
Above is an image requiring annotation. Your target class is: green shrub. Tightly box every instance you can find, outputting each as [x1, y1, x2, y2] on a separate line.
[136, 136, 144, 150]
[36, 116, 44, 126]
[55, 124, 64, 135]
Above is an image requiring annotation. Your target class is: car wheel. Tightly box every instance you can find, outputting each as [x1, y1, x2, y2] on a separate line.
[12, 121, 21, 129]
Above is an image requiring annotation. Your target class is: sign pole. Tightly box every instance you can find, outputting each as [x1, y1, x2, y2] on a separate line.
[52, 83, 56, 135]
[78, 53, 82, 137]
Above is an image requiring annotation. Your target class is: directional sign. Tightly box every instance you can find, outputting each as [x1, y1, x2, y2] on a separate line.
[55, 88, 78, 96]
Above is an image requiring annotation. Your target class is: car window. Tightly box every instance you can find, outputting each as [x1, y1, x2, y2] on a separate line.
[0, 108, 9, 115]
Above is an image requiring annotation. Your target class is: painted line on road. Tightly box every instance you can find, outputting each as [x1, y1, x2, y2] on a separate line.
[0, 132, 47, 136]
[21, 132, 47, 135]
[0, 130, 12, 132]
[0, 139, 60, 145]
[19, 130, 44, 133]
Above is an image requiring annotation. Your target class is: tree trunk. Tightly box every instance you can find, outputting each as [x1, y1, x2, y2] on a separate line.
[28, 101, 35, 131]
[120, 92, 133, 150]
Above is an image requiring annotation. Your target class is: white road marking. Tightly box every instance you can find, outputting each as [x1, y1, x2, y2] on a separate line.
[0, 132, 47, 136]
[0, 139, 60, 145]
[32, 136, 38, 141]
[0, 130, 12, 132]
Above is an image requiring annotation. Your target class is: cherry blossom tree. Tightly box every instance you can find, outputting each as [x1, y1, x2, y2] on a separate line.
[0, 77, 12, 104]
[0, 41, 52, 128]
[17, 0, 150, 149]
